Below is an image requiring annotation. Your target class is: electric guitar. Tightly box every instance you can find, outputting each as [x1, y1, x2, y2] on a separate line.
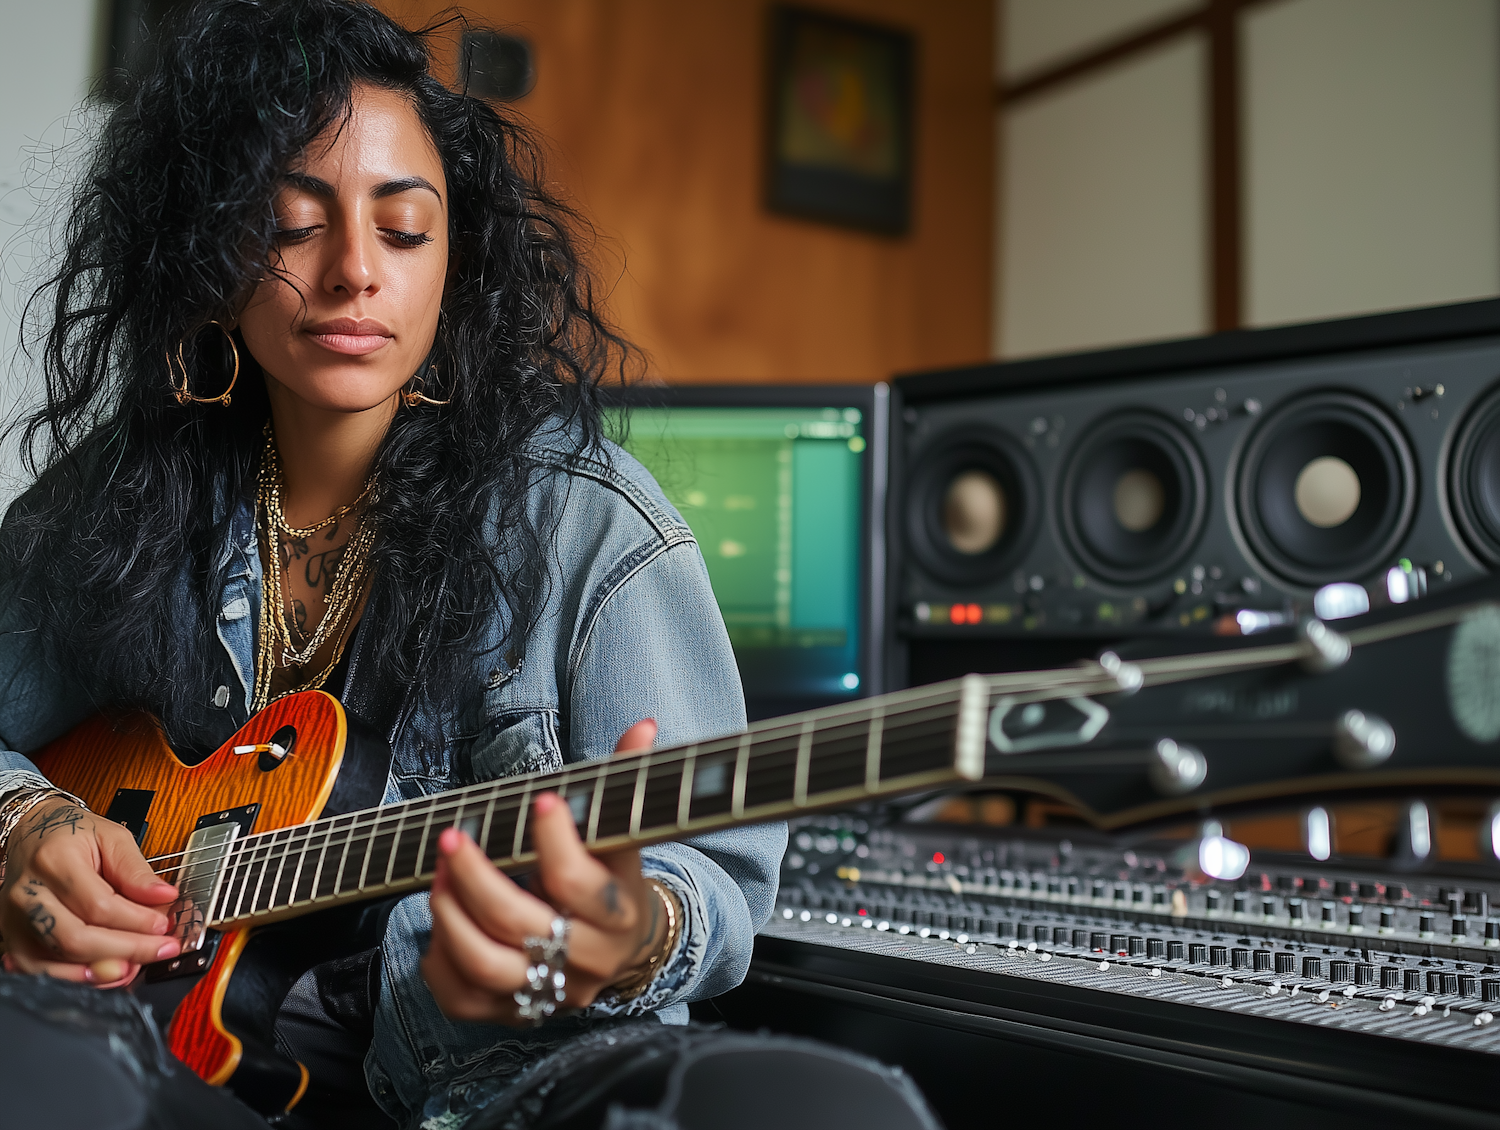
[31, 570, 1500, 1115]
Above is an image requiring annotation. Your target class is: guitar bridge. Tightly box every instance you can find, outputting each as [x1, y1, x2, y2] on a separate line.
[142, 929, 221, 982]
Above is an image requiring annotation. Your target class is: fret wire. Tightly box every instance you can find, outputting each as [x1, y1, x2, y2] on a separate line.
[479, 792, 498, 857]
[628, 753, 651, 837]
[512, 781, 533, 857]
[382, 806, 410, 887]
[258, 830, 288, 913]
[411, 797, 440, 879]
[355, 808, 381, 891]
[730, 732, 751, 819]
[864, 703, 885, 793]
[585, 763, 607, 844]
[285, 827, 314, 908]
[306, 822, 337, 903]
[329, 817, 357, 899]
[676, 747, 697, 828]
[243, 835, 274, 918]
[792, 717, 814, 807]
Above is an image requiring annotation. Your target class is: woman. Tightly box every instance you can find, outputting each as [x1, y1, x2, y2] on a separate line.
[0, 2, 938, 1129]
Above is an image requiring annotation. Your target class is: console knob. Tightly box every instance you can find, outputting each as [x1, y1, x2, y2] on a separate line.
[1033, 924, 1049, 943]
[1262, 897, 1276, 918]
[1090, 931, 1108, 951]
[1206, 890, 1222, 912]
[1460, 975, 1479, 997]
[1147, 938, 1166, 958]
[1110, 934, 1128, 954]
[1419, 912, 1435, 935]
[1253, 950, 1273, 971]
[1330, 960, 1353, 982]
[1322, 902, 1336, 925]
[1355, 963, 1375, 986]
[1348, 904, 1364, 928]
[1129, 935, 1146, 956]
[1210, 945, 1229, 966]
[1092, 879, 1107, 899]
[1454, 916, 1469, 938]
[1233, 892, 1248, 914]
[1404, 969, 1423, 991]
[1302, 956, 1323, 978]
[1168, 940, 1186, 960]
[1381, 966, 1402, 989]
[1071, 929, 1088, 947]
[1483, 979, 1500, 1003]
[1053, 926, 1070, 946]
[1380, 907, 1395, 930]
[1275, 952, 1296, 974]
[1232, 947, 1251, 969]
[1288, 898, 1304, 923]
[1189, 943, 1208, 963]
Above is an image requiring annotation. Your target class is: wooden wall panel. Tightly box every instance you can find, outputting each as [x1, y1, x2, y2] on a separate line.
[378, 0, 994, 384]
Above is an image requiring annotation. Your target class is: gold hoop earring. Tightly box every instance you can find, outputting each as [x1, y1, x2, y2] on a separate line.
[402, 367, 450, 408]
[168, 321, 240, 407]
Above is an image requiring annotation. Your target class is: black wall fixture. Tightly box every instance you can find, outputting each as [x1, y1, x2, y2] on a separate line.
[459, 30, 535, 103]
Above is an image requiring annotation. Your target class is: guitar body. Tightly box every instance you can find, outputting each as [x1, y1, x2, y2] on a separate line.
[34, 691, 351, 1114]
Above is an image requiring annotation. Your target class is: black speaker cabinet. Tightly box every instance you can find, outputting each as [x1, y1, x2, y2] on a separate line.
[891, 299, 1500, 686]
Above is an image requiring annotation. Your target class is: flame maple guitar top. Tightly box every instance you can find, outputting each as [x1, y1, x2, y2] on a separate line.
[34, 691, 347, 866]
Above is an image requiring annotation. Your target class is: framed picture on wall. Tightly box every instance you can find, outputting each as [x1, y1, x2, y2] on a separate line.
[765, 6, 914, 236]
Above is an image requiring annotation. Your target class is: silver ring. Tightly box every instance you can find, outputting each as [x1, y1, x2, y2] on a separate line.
[514, 915, 570, 1025]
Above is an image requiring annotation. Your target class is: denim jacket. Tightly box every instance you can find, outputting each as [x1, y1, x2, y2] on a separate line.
[0, 430, 785, 1125]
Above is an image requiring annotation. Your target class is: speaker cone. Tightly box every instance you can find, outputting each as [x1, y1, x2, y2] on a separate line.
[1236, 392, 1415, 587]
[905, 429, 1039, 585]
[1448, 383, 1500, 567]
[1059, 412, 1206, 586]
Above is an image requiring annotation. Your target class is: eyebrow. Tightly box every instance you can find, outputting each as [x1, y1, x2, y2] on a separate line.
[283, 171, 442, 203]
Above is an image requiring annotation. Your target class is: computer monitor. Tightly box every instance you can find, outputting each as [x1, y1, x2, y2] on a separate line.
[610, 385, 888, 721]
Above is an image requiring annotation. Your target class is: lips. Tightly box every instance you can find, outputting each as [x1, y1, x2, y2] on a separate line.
[303, 317, 394, 357]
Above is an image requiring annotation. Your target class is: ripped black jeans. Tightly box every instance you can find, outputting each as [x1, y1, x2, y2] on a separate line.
[0, 975, 941, 1130]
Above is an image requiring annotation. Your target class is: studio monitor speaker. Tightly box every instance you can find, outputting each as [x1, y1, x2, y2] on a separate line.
[890, 299, 1500, 686]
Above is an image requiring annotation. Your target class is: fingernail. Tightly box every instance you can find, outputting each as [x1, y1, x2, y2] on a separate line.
[83, 967, 96, 982]
[439, 827, 461, 852]
[534, 792, 560, 815]
[157, 940, 180, 960]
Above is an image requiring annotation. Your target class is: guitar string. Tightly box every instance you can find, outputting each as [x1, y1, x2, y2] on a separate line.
[140, 676, 979, 871]
[200, 706, 970, 922]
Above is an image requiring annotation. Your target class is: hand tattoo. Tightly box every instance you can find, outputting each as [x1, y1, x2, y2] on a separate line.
[25, 902, 59, 952]
[599, 878, 621, 917]
[20, 876, 44, 898]
[25, 805, 87, 840]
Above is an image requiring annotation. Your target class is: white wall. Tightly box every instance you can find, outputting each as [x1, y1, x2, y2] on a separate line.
[0, 0, 102, 502]
[999, 35, 1208, 359]
[1243, 0, 1500, 326]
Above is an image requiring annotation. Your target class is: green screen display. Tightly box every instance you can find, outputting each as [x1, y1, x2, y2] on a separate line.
[620, 406, 865, 711]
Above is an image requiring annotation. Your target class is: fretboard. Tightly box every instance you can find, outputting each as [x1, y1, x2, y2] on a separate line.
[200, 674, 992, 931]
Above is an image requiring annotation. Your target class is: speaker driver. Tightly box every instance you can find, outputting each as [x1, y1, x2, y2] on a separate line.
[1236, 391, 1415, 587]
[1059, 412, 1206, 586]
[905, 429, 1040, 585]
[1448, 383, 1500, 567]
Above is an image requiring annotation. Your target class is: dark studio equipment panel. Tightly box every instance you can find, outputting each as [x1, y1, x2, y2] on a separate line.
[693, 300, 1500, 1128]
[887, 298, 1500, 686]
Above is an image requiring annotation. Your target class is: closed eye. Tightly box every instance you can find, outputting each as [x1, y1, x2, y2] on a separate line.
[274, 225, 320, 244]
[381, 229, 433, 248]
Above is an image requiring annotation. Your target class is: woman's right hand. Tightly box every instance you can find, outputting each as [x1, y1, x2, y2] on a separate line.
[1, 796, 181, 987]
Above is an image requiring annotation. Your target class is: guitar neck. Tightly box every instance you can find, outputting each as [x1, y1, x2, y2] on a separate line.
[203, 674, 995, 931]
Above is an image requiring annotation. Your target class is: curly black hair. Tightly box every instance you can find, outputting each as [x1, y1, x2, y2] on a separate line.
[2, 0, 630, 754]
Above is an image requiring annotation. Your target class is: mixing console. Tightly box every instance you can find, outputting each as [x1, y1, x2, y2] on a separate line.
[767, 814, 1500, 1057]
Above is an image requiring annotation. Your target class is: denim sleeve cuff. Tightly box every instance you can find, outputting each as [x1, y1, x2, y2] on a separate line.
[0, 769, 55, 802]
[580, 869, 702, 1019]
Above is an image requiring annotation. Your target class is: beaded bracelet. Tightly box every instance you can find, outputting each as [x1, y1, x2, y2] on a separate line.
[0, 788, 89, 885]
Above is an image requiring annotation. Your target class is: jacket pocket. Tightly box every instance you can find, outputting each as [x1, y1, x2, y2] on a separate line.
[471, 709, 563, 782]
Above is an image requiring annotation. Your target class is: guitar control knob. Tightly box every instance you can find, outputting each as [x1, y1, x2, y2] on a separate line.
[1381, 966, 1402, 989]
[1168, 941, 1186, 960]
[1253, 950, 1273, 971]
[1355, 963, 1375, 986]
[1330, 960, 1353, 982]
[1276, 952, 1296, 974]
[1210, 945, 1228, 966]
[1303, 956, 1323, 979]
[1232, 947, 1251, 969]
[1404, 969, 1423, 991]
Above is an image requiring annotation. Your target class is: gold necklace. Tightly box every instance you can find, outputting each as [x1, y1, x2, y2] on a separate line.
[252, 424, 379, 711]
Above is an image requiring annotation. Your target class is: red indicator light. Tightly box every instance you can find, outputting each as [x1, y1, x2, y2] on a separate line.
[933, 851, 945, 864]
[857, 908, 868, 916]
[966, 603, 981, 623]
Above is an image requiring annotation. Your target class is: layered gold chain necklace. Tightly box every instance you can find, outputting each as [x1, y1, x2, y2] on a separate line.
[252, 423, 379, 712]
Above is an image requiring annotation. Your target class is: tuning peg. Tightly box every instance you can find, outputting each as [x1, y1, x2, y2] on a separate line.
[1333, 709, 1395, 769]
[1299, 618, 1351, 671]
[1149, 738, 1206, 795]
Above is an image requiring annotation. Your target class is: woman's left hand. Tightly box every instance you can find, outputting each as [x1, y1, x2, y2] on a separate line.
[422, 719, 674, 1024]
